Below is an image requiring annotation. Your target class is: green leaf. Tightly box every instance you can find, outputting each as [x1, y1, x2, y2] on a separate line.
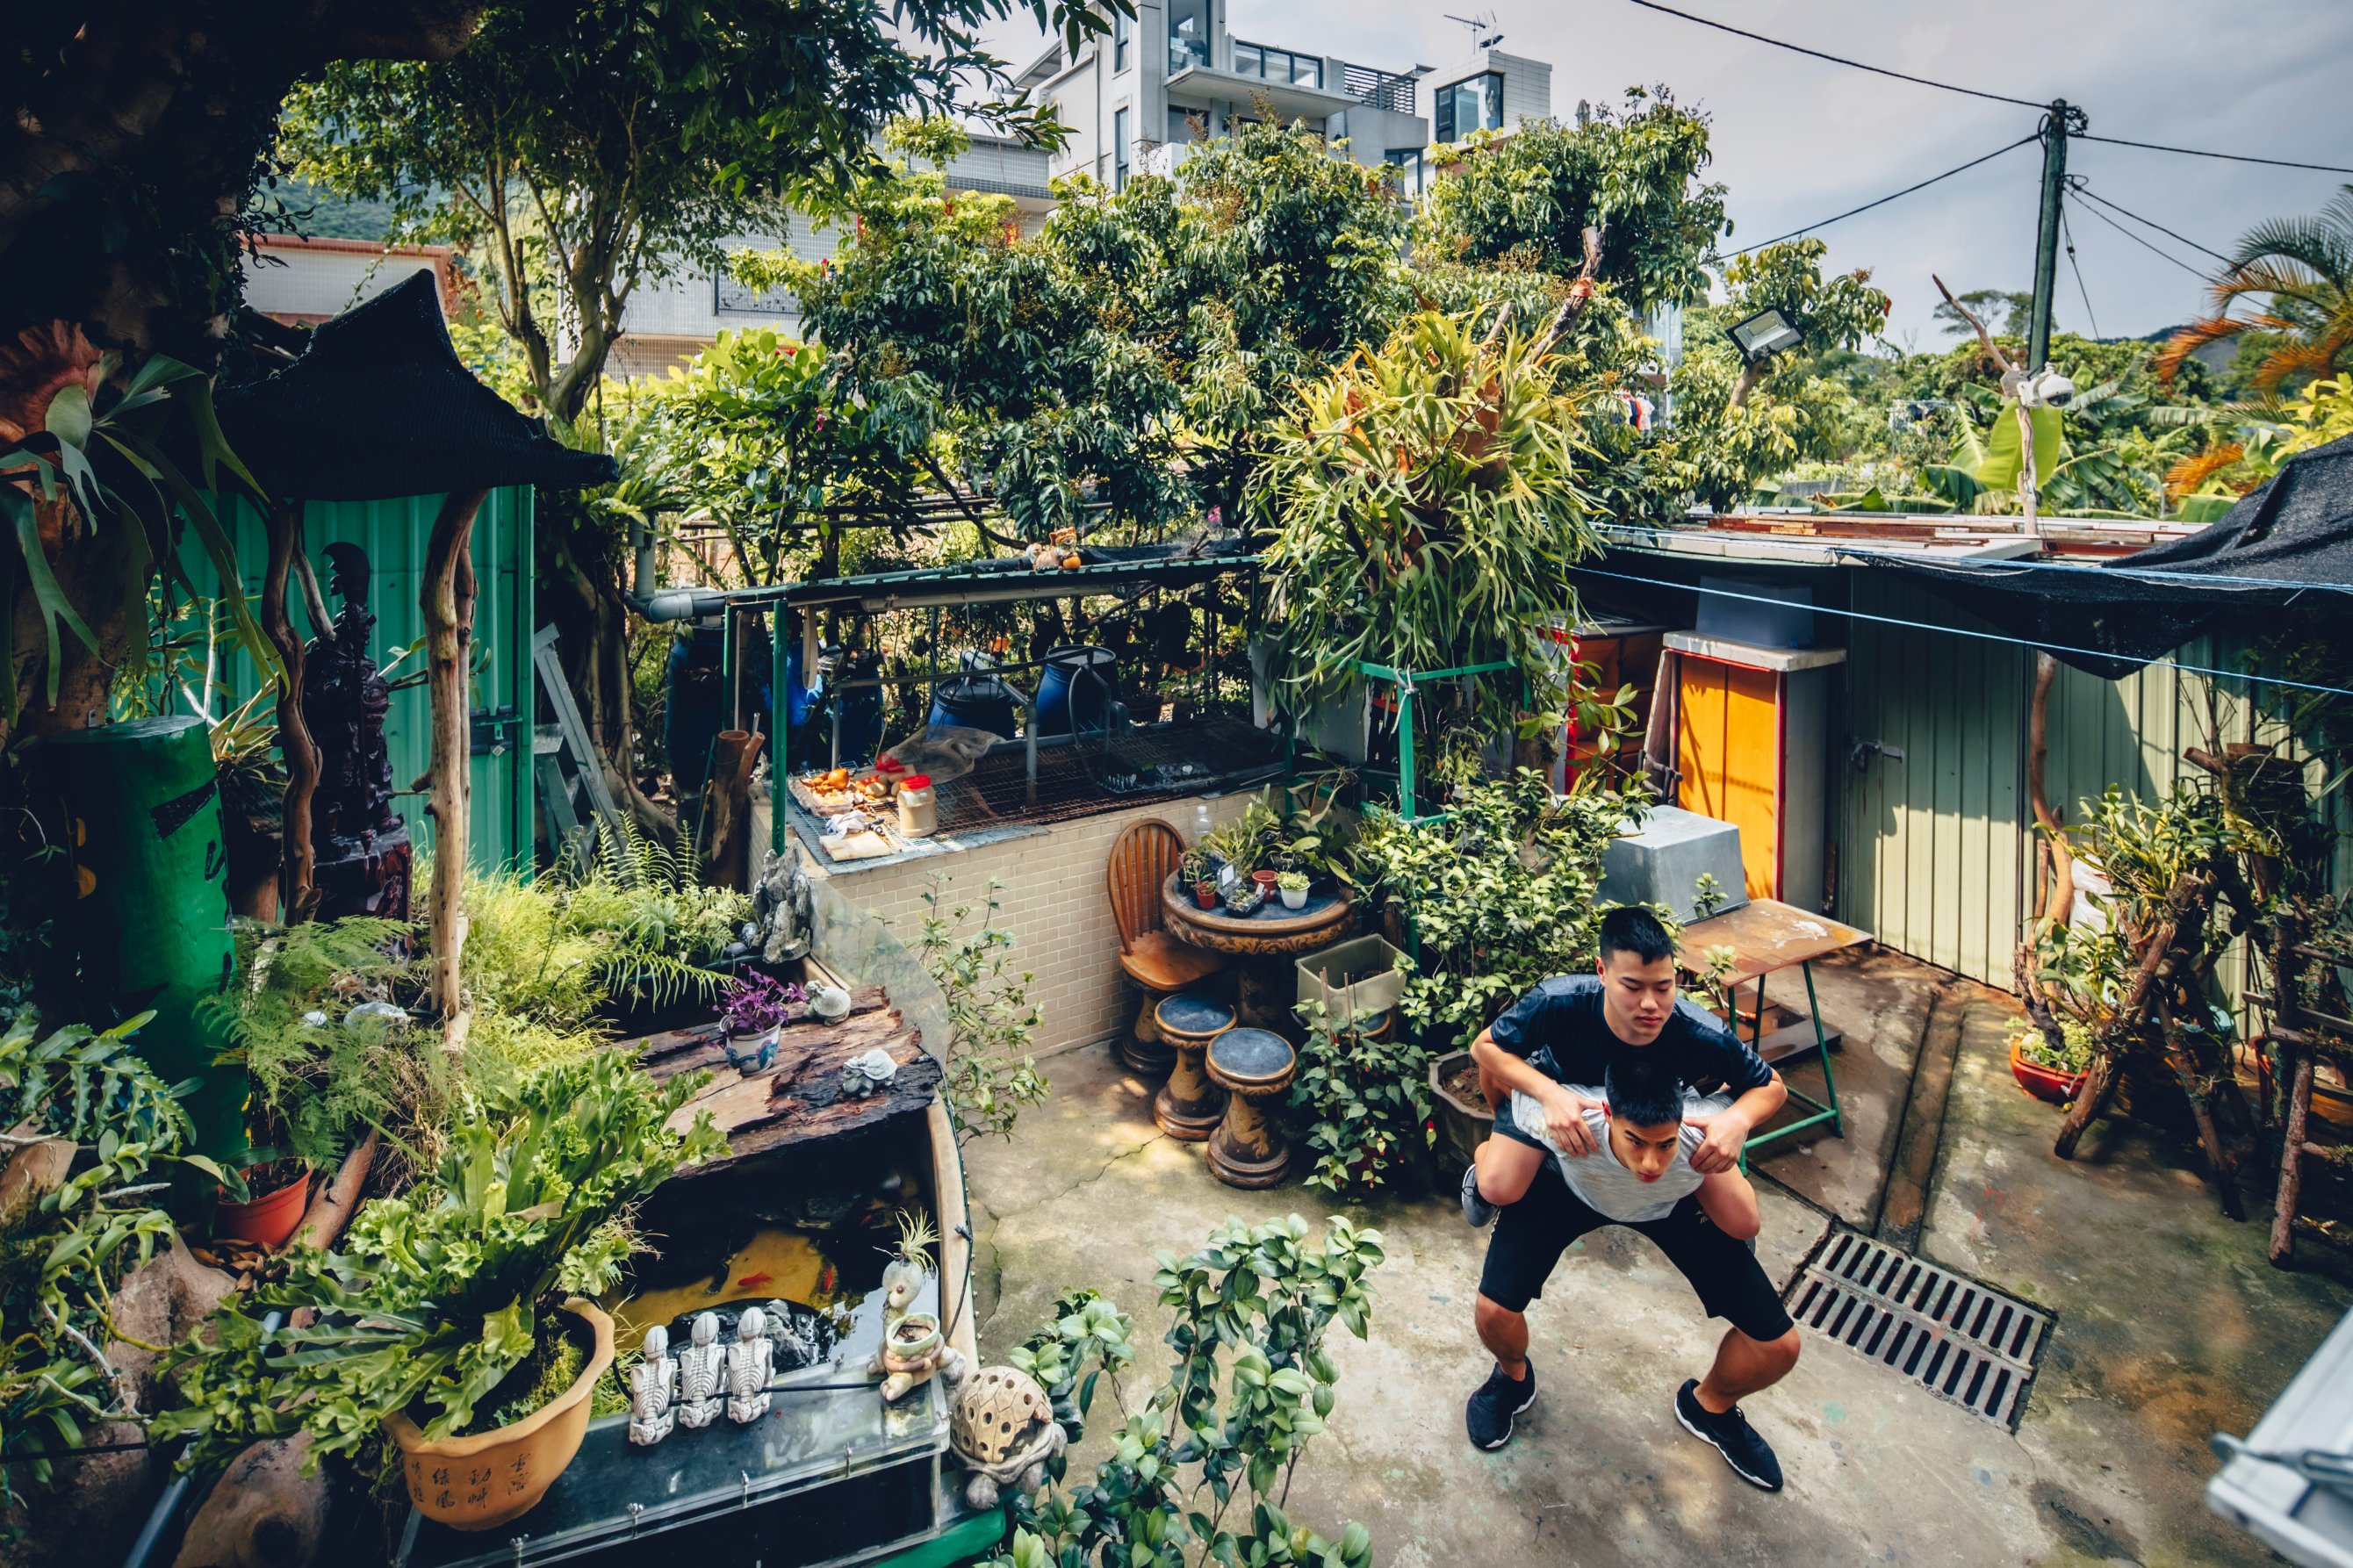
[2, 484, 100, 704]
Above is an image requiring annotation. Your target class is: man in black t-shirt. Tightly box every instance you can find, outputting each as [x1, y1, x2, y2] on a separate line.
[1458, 906, 1803, 1491]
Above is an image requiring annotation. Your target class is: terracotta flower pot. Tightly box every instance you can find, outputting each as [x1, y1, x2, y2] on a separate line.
[2009, 1035, 2088, 1105]
[1195, 881, 1219, 910]
[216, 1165, 313, 1250]
[1251, 870, 1278, 895]
[386, 1300, 614, 1532]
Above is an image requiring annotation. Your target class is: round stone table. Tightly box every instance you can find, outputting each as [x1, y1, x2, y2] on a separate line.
[1160, 873, 1356, 1039]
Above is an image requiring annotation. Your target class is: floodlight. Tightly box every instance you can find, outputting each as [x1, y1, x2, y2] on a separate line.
[1727, 307, 1804, 363]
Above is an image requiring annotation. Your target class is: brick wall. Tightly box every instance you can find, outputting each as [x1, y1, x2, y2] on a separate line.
[801, 793, 1256, 1058]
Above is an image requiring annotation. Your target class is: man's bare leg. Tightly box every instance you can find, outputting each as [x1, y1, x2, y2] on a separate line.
[1695, 1324, 1800, 1413]
[1466, 1292, 1538, 1448]
[1474, 1293, 1529, 1379]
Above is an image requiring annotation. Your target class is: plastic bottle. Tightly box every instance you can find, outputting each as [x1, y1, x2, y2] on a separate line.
[1191, 802, 1213, 847]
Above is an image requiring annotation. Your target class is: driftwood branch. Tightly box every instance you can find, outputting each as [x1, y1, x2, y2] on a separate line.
[422, 488, 490, 1054]
[284, 1128, 378, 1254]
[2054, 870, 2214, 1159]
[263, 500, 320, 924]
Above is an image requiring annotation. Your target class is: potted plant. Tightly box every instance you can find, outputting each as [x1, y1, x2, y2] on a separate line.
[1277, 869, 1310, 910]
[213, 1154, 314, 1250]
[720, 972, 802, 1071]
[1194, 878, 1220, 910]
[2010, 1021, 2093, 1104]
[157, 1051, 725, 1531]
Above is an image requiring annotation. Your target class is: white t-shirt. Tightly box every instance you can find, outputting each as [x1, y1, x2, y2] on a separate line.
[1508, 1082, 1731, 1223]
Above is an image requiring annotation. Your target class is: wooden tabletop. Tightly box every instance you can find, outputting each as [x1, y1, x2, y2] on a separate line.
[634, 984, 942, 1178]
[1160, 871, 1356, 956]
[1675, 898, 1870, 986]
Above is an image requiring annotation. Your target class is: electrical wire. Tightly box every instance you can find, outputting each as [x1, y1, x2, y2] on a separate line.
[1570, 564, 2353, 700]
[2061, 202, 2101, 341]
[2066, 180, 2234, 264]
[1725, 135, 2040, 257]
[2076, 133, 2353, 177]
[2066, 196, 2213, 279]
[1619, 0, 2046, 108]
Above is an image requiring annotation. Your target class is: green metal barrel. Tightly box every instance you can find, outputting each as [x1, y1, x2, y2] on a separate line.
[37, 715, 247, 1165]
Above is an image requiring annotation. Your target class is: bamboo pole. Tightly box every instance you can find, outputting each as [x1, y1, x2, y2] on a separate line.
[263, 500, 320, 924]
[422, 488, 489, 1054]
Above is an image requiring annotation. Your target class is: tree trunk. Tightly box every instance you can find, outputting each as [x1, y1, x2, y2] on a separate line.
[263, 499, 320, 924]
[2026, 651, 2074, 926]
[543, 513, 677, 846]
[422, 488, 487, 1054]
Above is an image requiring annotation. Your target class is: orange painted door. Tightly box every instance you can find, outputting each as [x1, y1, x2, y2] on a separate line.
[1675, 657, 1783, 900]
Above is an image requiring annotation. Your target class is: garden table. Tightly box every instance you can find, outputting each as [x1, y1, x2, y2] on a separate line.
[1674, 897, 1870, 1164]
[1160, 872, 1356, 1038]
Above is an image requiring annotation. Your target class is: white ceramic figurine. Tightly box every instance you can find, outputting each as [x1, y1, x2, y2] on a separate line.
[676, 1312, 725, 1430]
[729, 1306, 775, 1423]
[627, 1324, 679, 1447]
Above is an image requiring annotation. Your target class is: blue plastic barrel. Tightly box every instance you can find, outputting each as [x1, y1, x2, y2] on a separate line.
[1035, 645, 1119, 736]
[927, 672, 1018, 737]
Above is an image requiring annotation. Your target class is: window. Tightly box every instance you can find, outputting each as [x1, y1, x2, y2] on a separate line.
[1382, 147, 1422, 198]
[1112, 11, 1128, 72]
[1113, 105, 1129, 191]
[1434, 71, 1503, 143]
[1168, 106, 1202, 146]
[1168, 0, 1208, 75]
[1229, 41, 1322, 90]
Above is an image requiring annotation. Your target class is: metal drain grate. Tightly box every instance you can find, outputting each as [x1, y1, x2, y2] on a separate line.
[1785, 1231, 2052, 1429]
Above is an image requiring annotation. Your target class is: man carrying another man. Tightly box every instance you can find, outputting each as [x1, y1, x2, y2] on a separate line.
[1458, 906, 1803, 1491]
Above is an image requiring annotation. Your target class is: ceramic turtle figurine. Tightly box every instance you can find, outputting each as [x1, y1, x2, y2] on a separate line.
[949, 1365, 1066, 1508]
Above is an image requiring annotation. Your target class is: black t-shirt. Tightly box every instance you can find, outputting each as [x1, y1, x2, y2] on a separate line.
[1486, 975, 1772, 1096]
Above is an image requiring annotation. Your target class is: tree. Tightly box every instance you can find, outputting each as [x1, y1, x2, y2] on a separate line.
[2161, 183, 2353, 395]
[283, 0, 1112, 426]
[1934, 289, 2036, 340]
[1416, 88, 1727, 315]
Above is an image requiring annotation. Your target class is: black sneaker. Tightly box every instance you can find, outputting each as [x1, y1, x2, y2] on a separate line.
[1465, 1363, 1535, 1449]
[1674, 1378, 1783, 1491]
[1461, 1163, 1497, 1228]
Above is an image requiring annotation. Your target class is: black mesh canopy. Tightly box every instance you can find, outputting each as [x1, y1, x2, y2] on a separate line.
[1873, 433, 2353, 677]
[216, 271, 618, 502]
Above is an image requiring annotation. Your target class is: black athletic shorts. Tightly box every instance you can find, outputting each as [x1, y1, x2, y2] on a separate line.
[1479, 1162, 1795, 1342]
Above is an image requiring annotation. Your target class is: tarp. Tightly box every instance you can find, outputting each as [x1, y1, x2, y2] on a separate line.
[214, 271, 618, 501]
[1871, 432, 2353, 678]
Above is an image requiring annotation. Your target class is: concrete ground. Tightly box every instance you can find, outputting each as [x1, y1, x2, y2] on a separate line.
[964, 949, 2353, 1567]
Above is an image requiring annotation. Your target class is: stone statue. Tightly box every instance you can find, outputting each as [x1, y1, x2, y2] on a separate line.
[302, 542, 414, 922]
[675, 1312, 725, 1430]
[728, 1306, 775, 1423]
[628, 1325, 678, 1446]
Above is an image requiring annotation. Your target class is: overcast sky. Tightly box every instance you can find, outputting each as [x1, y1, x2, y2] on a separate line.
[972, 0, 2353, 353]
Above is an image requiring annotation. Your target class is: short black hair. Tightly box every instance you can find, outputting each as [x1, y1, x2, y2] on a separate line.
[1605, 1049, 1684, 1131]
[1597, 905, 1676, 967]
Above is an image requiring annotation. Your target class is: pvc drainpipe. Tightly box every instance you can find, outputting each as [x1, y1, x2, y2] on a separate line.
[121, 1313, 284, 1568]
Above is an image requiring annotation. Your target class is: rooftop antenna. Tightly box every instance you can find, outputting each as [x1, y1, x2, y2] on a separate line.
[1443, 11, 1504, 53]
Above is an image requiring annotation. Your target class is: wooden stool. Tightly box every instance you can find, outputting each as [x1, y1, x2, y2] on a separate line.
[1205, 1027, 1297, 1189]
[1153, 994, 1233, 1140]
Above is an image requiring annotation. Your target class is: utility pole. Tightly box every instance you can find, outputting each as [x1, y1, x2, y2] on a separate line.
[2026, 99, 2083, 377]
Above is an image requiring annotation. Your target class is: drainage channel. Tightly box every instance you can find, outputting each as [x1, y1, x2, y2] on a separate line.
[1785, 1230, 2052, 1430]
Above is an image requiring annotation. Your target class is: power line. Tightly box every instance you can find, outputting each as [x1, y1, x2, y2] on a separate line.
[2068, 195, 2213, 279]
[2061, 203, 2100, 340]
[1727, 135, 2040, 256]
[1571, 564, 2353, 701]
[1619, 0, 2045, 109]
[2077, 133, 2353, 177]
[2066, 180, 2234, 264]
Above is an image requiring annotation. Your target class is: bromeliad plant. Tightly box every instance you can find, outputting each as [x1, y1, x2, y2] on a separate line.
[989, 1214, 1383, 1568]
[154, 1049, 724, 1473]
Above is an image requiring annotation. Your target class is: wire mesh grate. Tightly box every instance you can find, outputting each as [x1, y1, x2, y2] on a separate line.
[1784, 1230, 2052, 1430]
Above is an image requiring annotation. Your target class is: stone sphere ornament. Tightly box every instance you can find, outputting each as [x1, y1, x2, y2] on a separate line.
[949, 1365, 1068, 1509]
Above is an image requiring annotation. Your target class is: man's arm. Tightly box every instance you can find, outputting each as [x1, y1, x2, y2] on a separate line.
[1471, 1028, 1606, 1157]
[1686, 1069, 1788, 1175]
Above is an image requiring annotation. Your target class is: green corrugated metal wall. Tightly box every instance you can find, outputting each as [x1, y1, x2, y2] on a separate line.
[179, 488, 536, 877]
[1836, 567, 2336, 988]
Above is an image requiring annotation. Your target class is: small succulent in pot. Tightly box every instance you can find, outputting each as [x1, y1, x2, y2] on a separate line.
[1277, 869, 1310, 910]
[1193, 879, 1219, 910]
[721, 973, 803, 1070]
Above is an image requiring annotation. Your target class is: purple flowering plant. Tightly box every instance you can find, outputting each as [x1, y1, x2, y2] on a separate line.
[722, 973, 803, 1037]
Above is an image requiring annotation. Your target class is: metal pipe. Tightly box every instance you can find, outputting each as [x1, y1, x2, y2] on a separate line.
[122, 1313, 284, 1568]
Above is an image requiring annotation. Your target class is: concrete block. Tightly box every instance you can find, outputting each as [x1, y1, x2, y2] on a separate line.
[1597, 803, 1747, 924]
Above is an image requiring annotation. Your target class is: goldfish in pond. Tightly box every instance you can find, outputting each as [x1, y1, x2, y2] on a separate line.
[737, 1272, 775, 1291]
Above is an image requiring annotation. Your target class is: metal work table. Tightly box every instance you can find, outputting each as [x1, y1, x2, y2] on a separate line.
[1675, 897, 1870, 1162]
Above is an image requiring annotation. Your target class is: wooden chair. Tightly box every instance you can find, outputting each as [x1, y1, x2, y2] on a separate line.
[1105, 817, 1231, 1074]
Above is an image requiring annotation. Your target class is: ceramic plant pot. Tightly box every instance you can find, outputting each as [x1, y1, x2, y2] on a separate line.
[886, 1312, 943, 1363]
[2008, 1036, 2088, 1105]
[1278, 886, 1306, 910]
[386, 1300, 614, 1532]
[725, 1026, 781, 1072]
[215, 1165, 313, 1250]
[1194, 881, 1219, 910]
[1251, 870, 1278, 895]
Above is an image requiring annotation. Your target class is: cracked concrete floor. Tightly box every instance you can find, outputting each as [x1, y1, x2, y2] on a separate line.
[963, 951, 2353, 1568]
